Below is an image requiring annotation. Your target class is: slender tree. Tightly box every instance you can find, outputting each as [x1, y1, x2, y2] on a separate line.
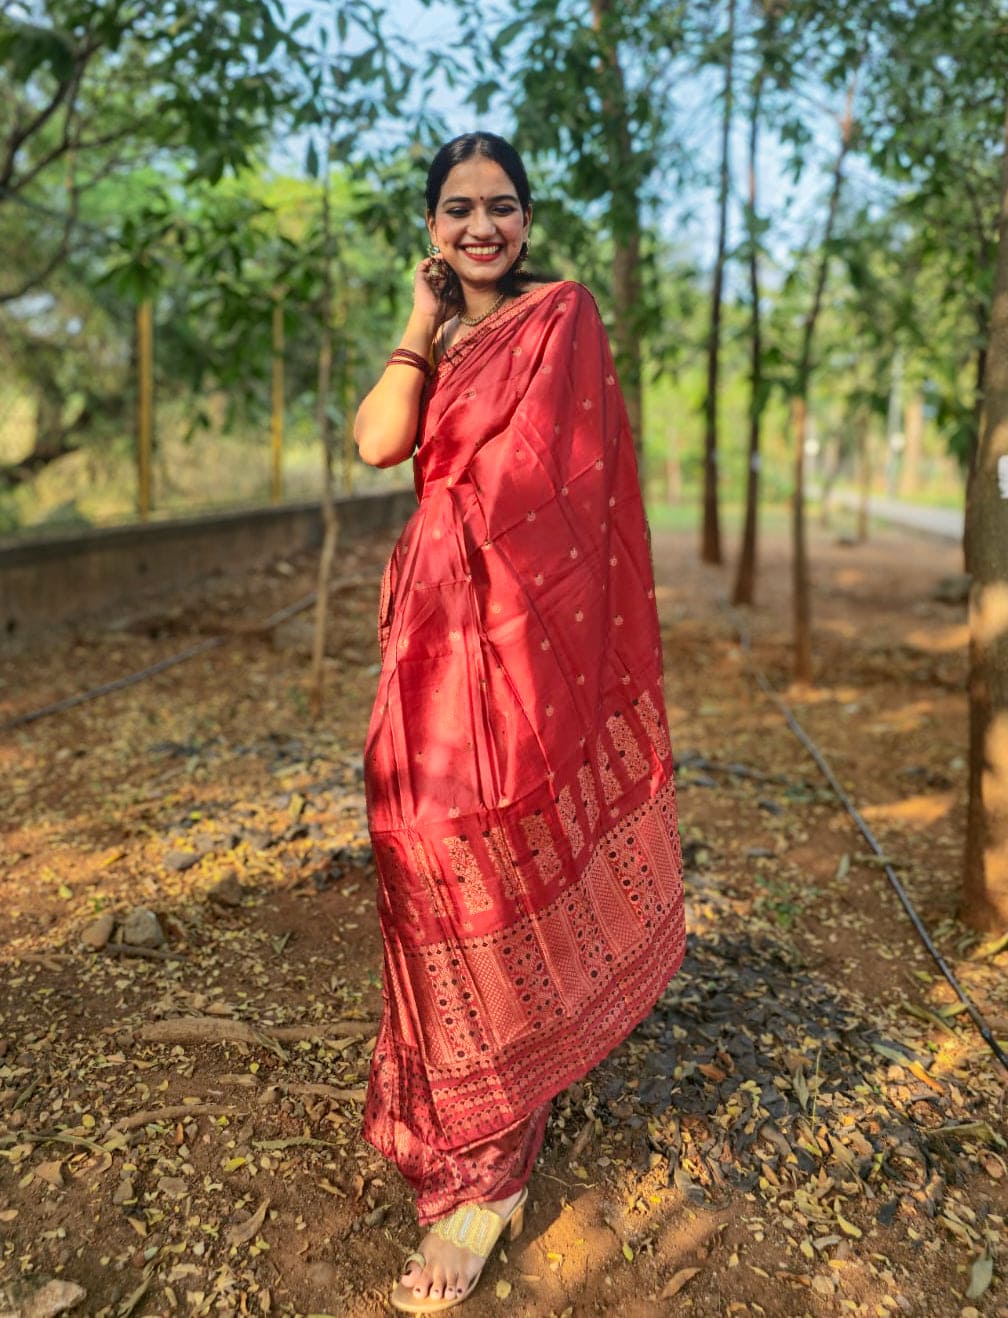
[791, 81, 856, 682]
[701, 0, 735, 564]
[309, 134, 338, 718]
[592, 0, 644, 453]
[478, 0, 688, 459]
[732, 46, 765, 604]
[963, 98, 1008, 931]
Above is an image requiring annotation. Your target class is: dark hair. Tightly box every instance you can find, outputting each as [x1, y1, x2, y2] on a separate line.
[425, 132, 537, 316]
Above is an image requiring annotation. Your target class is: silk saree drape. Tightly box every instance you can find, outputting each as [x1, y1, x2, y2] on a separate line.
[362, 281, 685, 1223]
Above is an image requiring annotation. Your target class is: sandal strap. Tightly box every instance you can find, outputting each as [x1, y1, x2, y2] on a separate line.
[429, 1203, 509, 1260]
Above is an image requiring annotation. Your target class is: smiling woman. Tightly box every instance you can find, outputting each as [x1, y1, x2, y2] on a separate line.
[351, 132, 686, 1314]
[353, 133, 541, 466]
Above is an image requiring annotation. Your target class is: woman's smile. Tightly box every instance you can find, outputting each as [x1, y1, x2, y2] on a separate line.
[461, 243, 505, 262]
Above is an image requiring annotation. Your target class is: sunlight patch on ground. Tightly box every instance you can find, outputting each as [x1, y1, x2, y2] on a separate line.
[864, 698, 938, 734]
[832, 568, 868, 590]
[861, 792, 954, 829]
[905, 623, 969, 654]
[788, 684, 864, 706]
[818, 617, 859, 639]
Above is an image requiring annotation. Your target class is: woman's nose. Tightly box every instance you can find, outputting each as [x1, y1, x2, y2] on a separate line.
[467, 208, 496, 236]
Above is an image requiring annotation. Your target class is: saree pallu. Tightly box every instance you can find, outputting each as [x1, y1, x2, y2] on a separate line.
[362, 281, 685, 1223]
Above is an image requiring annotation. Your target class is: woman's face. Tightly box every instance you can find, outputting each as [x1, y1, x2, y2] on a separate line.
[428, 156, 531, 292]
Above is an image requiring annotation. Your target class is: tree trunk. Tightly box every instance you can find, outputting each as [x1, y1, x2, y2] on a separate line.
[732, 64, 763, 607]
[701, 0, 735, 566]
[818, 434, 841, 529]
[612, 230, 643, 456]
[900, 393, 924, 498]
[270, 293, 284, 504]
[856, 412, 871, 543]
[592, 0, 644, 461]
[791, 395, 813, 683]
[309, 148, 339, 719]
[885, 349, 904, 498]
[137, 299, 153, 520]
[964, 336, 988, 569]
[962, 100, 1008, 931]
[790, 79, 856, 683]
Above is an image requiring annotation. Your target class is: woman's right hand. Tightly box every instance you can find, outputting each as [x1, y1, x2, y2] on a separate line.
[412, 257, 446, 321]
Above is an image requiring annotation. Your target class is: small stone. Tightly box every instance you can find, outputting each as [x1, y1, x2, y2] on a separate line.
[80, 914, 115, 950]
[164, 850, 199, 873]
[112, 1178, 134, 1206]
[156, 1177, 187, 1198]
[0, 1277, 87, 1318]
[207, 872, 244, 908]
[121, 908, 164, 948]
[0, 1039, 7, 1058]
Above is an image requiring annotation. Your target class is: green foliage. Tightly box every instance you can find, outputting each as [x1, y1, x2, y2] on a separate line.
[3, 0, 1003, 524]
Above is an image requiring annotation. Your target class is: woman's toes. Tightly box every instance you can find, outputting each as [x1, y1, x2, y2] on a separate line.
[428, 1267, 447, 1301]
[409, 1266, 431, 1297]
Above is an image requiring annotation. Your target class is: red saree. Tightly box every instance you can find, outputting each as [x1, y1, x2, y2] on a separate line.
[362, 281, 685, 1223]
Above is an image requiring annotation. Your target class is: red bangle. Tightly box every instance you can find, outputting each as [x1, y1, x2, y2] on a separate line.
[387, 348, 432, 379]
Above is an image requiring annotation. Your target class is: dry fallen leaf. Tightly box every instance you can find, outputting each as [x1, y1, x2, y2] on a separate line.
[660, 1267, 701, 1299]
[965, 1253, 993, 1300]
[35, 1160, 64, 1188]
[226, 1198, 270, 1247]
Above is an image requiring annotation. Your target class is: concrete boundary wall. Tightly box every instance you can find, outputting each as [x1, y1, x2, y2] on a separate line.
[0, 489, 416, 640]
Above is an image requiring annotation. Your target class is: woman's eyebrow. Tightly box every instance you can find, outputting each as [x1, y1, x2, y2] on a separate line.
[441, 193, 519, 204]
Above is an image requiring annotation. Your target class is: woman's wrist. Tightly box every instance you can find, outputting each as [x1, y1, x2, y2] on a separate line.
[402, 308, 439, 351]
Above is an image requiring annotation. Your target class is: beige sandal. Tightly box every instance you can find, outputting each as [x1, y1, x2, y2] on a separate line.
[390, 1189, 528, 1313]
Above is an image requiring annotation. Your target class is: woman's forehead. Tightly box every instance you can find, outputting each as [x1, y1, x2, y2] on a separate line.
[438, 157, 518, 203]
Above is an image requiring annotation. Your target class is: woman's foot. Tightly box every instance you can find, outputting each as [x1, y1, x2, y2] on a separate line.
[399, 1189, 525, 1304]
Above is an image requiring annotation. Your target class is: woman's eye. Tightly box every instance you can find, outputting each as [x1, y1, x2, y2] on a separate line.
[446, 209, 468, 217]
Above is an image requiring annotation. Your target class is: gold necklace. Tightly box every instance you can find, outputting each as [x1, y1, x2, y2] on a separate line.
[458, 293, 507, 327]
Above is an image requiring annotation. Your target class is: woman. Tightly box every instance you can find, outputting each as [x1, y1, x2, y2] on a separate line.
[354, 132, 685, 1313]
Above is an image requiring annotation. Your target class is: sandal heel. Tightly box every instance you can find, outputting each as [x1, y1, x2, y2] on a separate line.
[508, 1203, 525, 1240]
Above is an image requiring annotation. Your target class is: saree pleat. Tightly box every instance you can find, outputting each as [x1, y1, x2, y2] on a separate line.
[362, 281, 685, 1224]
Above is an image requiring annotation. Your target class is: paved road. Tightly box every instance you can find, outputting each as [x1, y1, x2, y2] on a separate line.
[833, 492, 963, 542]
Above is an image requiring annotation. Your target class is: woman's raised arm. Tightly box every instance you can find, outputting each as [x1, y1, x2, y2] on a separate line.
[354, 261, 442, 468]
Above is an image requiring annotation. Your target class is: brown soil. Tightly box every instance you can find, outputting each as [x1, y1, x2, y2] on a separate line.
[1, 519, 1006, 1318]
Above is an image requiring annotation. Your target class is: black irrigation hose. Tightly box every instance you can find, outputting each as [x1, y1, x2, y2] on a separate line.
[0, 590, 321, 735]
[724, 602, 1008, 1080]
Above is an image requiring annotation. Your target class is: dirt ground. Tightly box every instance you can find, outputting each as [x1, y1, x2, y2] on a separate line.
[1, 514, 1007, 1318]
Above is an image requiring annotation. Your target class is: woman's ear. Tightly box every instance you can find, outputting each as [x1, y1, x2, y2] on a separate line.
[427, 214, 438, 245]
